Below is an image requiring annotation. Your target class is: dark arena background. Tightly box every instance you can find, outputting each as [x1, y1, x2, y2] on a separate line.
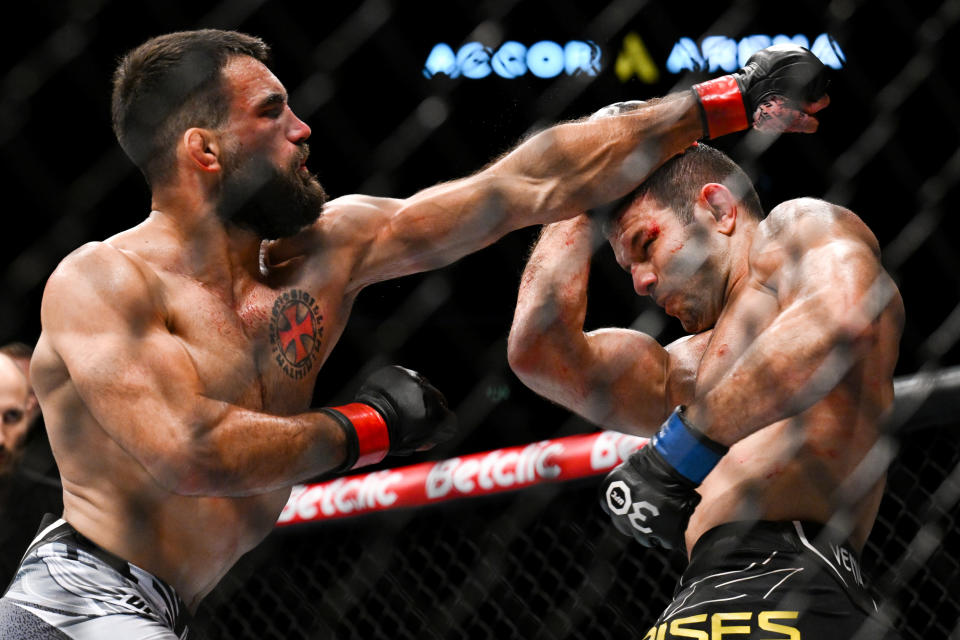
[2, 0, 959, 638]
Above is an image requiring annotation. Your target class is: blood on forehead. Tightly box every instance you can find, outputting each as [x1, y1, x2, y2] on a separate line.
[631, 222, 660, 253]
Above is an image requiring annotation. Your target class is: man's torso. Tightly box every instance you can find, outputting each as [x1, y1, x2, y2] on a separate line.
[30, 212, 363, 607]
[662, 210, 902, 553]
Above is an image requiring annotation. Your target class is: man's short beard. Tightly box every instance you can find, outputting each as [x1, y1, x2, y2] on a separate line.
[217, 146, 328, 239]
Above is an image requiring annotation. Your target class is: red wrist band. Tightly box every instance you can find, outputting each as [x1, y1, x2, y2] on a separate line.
[691, 75, 749, 139]
[330, 403, 391, 468]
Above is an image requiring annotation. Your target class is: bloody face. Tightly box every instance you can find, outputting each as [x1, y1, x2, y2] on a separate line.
[610, 194, 727, 333]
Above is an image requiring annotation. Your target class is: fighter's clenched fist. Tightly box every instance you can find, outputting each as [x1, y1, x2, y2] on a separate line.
[322, 366, 457, 471]
[692, 44, 830, 137]
[599, 407, 726, 550]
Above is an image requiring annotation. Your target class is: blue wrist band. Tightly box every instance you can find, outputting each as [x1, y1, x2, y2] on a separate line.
[651, 407, 728, 484]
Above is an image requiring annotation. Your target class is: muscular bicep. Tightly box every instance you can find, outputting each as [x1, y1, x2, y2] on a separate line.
[41, 245, 218, 488]
[273, 190, 500, 292]
[345, 178, 523, 289]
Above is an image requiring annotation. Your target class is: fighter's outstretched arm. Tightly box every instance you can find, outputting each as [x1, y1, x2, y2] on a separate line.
[277, 94, 703, 291]
[40, 244, 450, 497]
[507, 215, 672, 435]
[320, 44, 830, 291]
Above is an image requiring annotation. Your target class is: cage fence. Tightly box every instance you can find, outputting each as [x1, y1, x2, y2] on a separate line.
[190, 408, 960, 639]
[1, 0, 959, 639]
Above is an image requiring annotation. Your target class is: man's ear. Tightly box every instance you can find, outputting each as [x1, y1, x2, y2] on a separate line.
[183, 128, 222, 172]
[700, 183, 737, 235]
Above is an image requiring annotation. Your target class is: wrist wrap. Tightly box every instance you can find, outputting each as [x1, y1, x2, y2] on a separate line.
[322, 403, 391, 471]
[691, 75, 749, 139]
[651, 406, 728, 484]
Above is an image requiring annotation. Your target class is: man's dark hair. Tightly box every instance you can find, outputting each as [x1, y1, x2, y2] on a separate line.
[620, 143, 765, 225]
[111, 29, 270, 186]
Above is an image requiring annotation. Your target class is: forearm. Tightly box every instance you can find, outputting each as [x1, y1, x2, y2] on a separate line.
[493, 93, 702, 225]
[508, 216, 595, 379]
[509, 216, 673, 431]
[177, 365, 454, 497]
[178, 406, 349, 497]
[353, 94, 703, 286]
[378, 95, 701, 279]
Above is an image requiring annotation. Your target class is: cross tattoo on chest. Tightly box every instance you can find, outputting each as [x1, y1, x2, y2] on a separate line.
[268, 289, 324, 380]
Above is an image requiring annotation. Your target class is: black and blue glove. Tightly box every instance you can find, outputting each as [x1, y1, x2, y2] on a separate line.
[599, 406, 728, 550]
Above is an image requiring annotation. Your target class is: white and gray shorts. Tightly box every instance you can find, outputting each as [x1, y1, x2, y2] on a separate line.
[0, 515, 189, 639]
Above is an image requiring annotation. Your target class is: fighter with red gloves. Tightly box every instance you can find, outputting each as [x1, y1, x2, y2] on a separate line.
[322, 365, 456, 472]
[693, 43, 830, 137]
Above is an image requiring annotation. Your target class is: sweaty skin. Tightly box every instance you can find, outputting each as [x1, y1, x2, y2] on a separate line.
[30, 56, 708, 609]
[509, 196, 904, 553]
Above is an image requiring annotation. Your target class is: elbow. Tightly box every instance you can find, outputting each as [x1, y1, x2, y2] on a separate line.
[146, 432, 235, 497]
[161, 460, 243, 498]
[163, 468, 214, 497]
[146, 456, 209, 496]
[508, 304, 562, 378]
[148, 451, 219, 497]
[507, 324, 570, 395]
[507, 325, 541, 382]
[508, 296, 570, 369]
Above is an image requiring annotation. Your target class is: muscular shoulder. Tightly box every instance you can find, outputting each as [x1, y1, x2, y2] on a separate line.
[750, 197, 881, 285]
[322, 194, 402, 224]
[42, 241, 164, 330]
[758, 198, 879, 252]
[265, 194, 403, 265]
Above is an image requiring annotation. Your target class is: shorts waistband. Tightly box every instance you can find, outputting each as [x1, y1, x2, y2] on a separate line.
[27, 513, 190, 633]
[31, 514, 138, 581]
[690, 520, 852, 560]
[687, 520, 872, 603]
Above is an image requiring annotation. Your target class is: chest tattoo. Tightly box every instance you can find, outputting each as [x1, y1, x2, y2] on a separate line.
[269, 289, 323, 379]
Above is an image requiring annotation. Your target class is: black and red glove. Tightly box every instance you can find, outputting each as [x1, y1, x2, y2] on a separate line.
[322, 366, 457, 472]
[692, 44, 829, 139]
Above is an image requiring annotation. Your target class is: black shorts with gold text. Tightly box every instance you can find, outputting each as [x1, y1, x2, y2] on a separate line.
[643, 520, 902, 640]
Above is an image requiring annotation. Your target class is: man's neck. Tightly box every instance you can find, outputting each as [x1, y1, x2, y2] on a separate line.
[149, 193, 265, 303]
[721, 224, 758, 306]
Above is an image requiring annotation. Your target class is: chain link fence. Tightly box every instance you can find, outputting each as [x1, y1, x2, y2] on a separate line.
[1, 0, 959, 638]
[189, 417, 959, 639]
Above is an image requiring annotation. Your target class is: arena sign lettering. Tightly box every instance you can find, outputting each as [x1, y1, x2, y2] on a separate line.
[590, 431, 645, 469]
[425, 441, 563, 498]
[277, 431, 648, 525]
[278, 471, 403, 522]
[666, 33, 845, 74]
[423, 40, 601, 79]
[423, 33, 844, 81]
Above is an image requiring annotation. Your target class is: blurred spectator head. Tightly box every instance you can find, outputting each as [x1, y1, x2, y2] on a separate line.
[0, 346, 39, 478]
